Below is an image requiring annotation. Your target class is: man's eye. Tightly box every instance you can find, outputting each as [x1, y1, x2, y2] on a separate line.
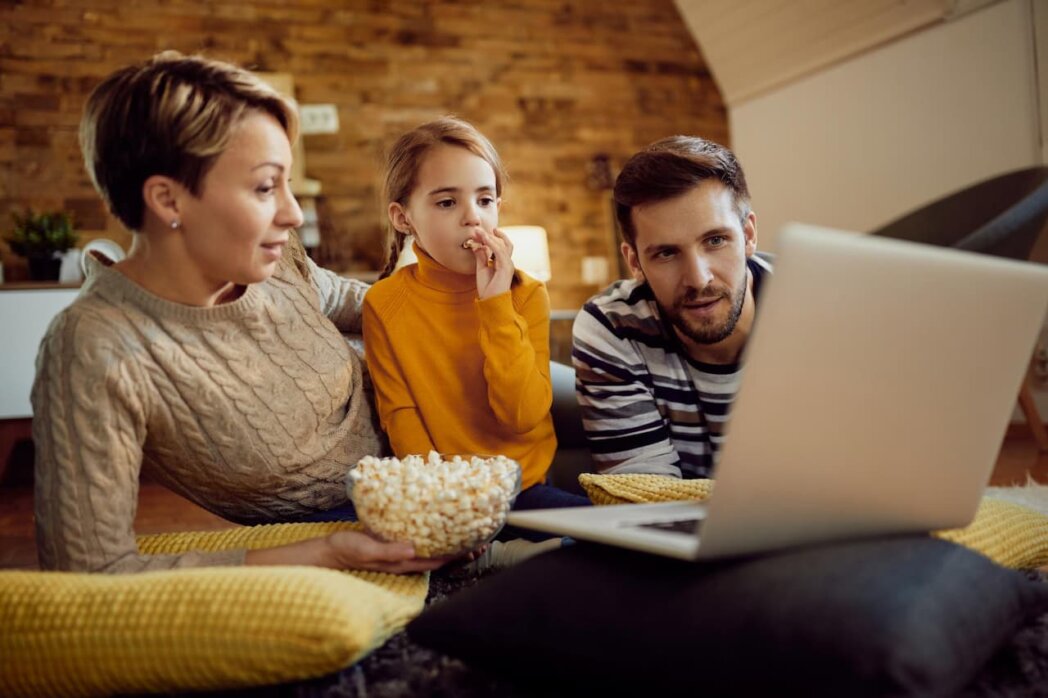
[707, 235, 726, 247]
[653, 249, 676, 260]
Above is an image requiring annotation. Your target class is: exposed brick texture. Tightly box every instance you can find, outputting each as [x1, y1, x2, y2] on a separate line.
[0, 0, 726, 307]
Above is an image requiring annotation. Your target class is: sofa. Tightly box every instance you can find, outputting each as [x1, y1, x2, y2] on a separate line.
[546, 360, 591, 495]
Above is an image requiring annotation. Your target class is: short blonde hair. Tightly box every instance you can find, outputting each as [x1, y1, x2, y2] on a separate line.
[79, 51, 298, 232]
[380, 116, 505, 278]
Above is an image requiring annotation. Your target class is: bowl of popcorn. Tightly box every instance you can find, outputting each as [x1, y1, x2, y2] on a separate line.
[347, 451, 522, 558]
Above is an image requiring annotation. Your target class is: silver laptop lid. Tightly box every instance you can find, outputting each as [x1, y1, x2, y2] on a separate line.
[695, 224, 1048, 558]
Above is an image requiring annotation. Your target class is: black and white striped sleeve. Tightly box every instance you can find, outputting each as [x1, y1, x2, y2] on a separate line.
[571, 304, 683, 478]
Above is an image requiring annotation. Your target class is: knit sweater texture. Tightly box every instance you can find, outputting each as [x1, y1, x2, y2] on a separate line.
[362, 244, 556, 489]
[32, 239, 384, 573]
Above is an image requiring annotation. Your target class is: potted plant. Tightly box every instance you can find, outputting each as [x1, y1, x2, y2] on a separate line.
[4, 210, 79, 281]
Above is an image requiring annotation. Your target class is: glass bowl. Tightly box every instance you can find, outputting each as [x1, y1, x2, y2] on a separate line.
[346, 452, 522, 558]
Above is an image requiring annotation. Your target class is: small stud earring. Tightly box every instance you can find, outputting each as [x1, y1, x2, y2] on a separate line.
[170, 220, 180, 230]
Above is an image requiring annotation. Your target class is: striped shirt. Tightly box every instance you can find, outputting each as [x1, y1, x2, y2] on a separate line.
[571, 255, 772, 478]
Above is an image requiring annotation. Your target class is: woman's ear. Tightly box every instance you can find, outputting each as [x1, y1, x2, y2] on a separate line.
[142, 175, 183, 230]
[388, 202, 412, 235]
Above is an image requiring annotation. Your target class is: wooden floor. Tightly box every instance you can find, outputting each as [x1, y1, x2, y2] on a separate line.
[2, 431, 1046, 570]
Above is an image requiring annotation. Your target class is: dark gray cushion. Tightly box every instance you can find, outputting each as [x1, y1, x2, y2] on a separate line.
[408, 536, 1048, 697]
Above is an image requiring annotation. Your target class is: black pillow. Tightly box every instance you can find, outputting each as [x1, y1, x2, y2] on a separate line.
[408, 536, 1048, 697]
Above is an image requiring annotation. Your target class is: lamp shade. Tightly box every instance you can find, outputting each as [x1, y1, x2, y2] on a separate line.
[501, 225, 551, 282]
[394, 226, 552, 282]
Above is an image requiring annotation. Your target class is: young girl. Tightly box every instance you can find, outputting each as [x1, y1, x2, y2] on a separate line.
[362, 116, 590, 522]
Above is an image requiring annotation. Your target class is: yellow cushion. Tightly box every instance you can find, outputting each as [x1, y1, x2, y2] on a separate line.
[0, 522, 428, 698]
[934, 497, 1048, 570]
[579, 472, 714, 505]
[578, 473, 1048, 570]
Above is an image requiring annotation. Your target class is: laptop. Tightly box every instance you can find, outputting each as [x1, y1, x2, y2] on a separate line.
[507, 224, 1048, 560]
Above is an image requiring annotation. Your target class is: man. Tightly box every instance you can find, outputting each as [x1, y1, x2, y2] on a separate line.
[572, 136, 772, 478]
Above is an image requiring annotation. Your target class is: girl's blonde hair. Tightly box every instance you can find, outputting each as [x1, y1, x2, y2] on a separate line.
[80, 51, 298, 232]
[380, 116, 505, 278]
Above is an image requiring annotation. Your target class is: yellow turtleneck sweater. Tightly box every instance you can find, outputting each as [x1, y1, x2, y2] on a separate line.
[362, 244, 556, 489]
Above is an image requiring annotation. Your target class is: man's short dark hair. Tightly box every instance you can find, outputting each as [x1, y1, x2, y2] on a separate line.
[613, 136, 750, 248]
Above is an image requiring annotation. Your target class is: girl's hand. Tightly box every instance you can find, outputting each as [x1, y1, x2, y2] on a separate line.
[470, 227, 514, 300]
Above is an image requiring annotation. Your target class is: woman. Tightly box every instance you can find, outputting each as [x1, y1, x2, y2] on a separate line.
[32, 51, 441, 574]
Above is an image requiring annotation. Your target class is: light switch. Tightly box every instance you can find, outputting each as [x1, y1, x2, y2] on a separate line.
[581, 256, 609, 285]
[299, 104, 340, 135]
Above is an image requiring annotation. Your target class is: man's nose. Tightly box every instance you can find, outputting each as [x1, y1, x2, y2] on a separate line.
[683, 253, 715, 289]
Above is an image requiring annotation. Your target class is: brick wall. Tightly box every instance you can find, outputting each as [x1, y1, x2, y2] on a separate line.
[0, 0, 726, 308]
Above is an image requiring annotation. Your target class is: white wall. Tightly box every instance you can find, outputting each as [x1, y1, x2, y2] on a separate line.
[730, 0, 1041, 250]
[0, 288, 79, 418]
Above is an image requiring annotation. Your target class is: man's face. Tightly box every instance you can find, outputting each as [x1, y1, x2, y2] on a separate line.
[622, 180, 757, 351]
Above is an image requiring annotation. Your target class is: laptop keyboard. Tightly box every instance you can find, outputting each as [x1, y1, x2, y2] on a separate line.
[627, 518, 703, 535]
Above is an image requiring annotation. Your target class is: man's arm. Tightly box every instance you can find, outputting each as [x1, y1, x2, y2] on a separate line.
[571, 306, 683, 477]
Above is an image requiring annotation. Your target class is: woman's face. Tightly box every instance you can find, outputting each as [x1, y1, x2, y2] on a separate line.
[177, 111, 304, 287]
[397, 144, 500, 275]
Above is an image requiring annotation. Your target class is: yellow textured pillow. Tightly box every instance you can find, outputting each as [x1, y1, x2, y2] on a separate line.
[579, 472, 714, 505]
[0, 522, 428, 698]
[578, 473, 1048, 570]
[934, 496, 1048, 570]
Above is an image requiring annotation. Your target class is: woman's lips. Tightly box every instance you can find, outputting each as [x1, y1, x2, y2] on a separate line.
[260, 240, 286, 260]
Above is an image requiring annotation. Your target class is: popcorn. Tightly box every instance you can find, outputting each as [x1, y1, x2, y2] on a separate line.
[347, 451, 521, 558]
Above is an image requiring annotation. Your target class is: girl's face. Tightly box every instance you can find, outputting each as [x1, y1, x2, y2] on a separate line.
[392, 144, 500, 275]
[176, 111, 303, 288]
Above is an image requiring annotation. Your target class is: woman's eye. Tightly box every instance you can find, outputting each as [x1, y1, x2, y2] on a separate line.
[257, 183, 276, 196]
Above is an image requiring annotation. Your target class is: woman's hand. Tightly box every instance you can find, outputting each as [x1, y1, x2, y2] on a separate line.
[324, 530, 450, 573]
[244, 530, 448, 573]
[470, 227, 514, 300]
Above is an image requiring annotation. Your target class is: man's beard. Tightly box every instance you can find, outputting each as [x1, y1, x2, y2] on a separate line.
[663, 271, 748, 346]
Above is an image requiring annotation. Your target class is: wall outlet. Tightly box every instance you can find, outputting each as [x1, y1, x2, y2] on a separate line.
[299, 104, 340, 135]
[1034, 341, 1048, 384]
[581, 256, 609, 285]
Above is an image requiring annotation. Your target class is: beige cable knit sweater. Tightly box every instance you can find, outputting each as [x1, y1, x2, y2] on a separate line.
[31, 240, 385, 573]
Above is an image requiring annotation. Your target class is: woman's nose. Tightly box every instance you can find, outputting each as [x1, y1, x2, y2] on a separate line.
[278, 189, 305, 229]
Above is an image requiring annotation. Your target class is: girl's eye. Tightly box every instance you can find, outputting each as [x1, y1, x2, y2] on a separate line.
[436, 199, 455, 209]
[478, 196, 495, 206]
